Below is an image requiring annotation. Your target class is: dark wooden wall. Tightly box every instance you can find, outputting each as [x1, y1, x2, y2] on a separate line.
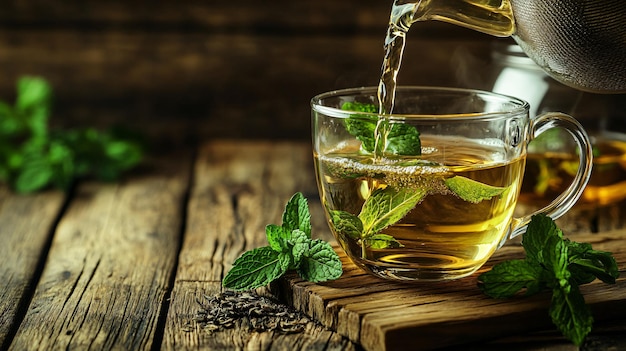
[0, 1, 503, 144]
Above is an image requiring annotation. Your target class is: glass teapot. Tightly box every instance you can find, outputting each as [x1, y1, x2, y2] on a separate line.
[402, 0, 626, 94]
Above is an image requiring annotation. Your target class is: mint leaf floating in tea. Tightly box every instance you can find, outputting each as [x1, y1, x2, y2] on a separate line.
[478, 214, 619, 346]
[341, 102, 421, 156]
[359, 187, 427, 236]
[329, 187, 425, 251]
[223, 192, 342, 291]
[445, 176, 508, 203]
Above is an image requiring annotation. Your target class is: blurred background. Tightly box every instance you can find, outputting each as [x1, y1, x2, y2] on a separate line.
[0, 0, 504, 144]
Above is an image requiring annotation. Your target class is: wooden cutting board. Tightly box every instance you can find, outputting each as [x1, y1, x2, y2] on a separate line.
[276, 230, 626, 351]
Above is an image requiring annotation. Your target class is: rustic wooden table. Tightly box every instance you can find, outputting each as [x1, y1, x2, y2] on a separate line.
[2, 140, 626, 351]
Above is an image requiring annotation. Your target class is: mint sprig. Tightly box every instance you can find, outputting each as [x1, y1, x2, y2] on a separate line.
[478, 214, 619, 346]
[223, 193, 343, 291]
[341, 102, 421, 156]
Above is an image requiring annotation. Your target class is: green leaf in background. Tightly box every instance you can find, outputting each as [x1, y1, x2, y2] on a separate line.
[0, 76, 144, 193]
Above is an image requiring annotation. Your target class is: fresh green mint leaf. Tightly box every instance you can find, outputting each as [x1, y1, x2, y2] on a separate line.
[479, 214, 618, 346]
[359, 187, 427, 236]
[298, 239, 343, 283]
[544, 235, 571, 290]
[522, 214, 563, 265]
[330, 210, 363, 239]
[282, 192, 311, 238]
[364, 233, 404, 249]
[266, 224, 290, 252]
[223, 193, 343, 291]
[385, 122, 421, 155]
[567, 240, 619, 284]
[344, 114, 378, 153]
[478, 260, 544, 298]
[444, 176, 507, 204]
[222, 246, 289, 291]
[341, 102, 421, 156]
[550, 283, 593, 346]
[290, 229, 309, 267]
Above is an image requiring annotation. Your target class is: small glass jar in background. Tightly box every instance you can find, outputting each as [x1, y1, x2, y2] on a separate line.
[489, 43, 626, 208]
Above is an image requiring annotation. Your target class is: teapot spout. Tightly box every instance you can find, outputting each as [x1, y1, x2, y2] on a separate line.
[410, 0, 515, 37]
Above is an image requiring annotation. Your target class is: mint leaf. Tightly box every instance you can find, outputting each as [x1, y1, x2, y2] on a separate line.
[290, 229, 309, 267]
[282, 192, 311, 238]
[298, 239, 343, 282]
[444, 176, 507, 204]
[0, 77, 144, 193]
[478, 260, 544, 298]
[266, 224, 290, 252]
[567, 241, 619, 284]
[344, 114, 378, 153]
[222, 246, 289, 291]
[385, 122, 421, 155]
[330, 210, 363, 239]
[364, 233, 404, 249]
[479, 214, 618, 346]
[523, 214, 563, 265]
[223, 193, 343, 291]
[359, 187, 427, 236]
[550, 283, 593, 346]
[341, 102, 421, 156]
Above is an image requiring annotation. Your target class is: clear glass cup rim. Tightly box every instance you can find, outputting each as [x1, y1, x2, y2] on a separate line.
[311, 86, 530, 121]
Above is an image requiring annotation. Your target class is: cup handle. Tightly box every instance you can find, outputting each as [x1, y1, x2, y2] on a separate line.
[509, 112, 594, 238]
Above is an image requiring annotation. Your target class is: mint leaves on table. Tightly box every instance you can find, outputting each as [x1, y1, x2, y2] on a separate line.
[478, 214, 619, 346]
[222, 193, 343, 291]
[341, 101, 421, 156]
[0, 76, 143, 193]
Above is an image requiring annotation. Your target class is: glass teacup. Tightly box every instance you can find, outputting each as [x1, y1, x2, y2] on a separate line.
[312, 86, 593, 281]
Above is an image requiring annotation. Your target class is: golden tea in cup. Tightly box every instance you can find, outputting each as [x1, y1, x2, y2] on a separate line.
[312, 87, 593, 281]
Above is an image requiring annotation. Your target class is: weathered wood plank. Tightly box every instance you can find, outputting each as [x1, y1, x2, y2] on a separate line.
[0, 29, 495, 141]
[163, 140, 355, 350]
[0, 187, 66, 347]
[277, 230, 626, 351]
[6, 151, 192, 350]
[0, 0, 477, 38]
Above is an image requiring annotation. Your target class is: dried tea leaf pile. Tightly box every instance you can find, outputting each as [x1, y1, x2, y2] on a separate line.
[194, 290, 311, 334]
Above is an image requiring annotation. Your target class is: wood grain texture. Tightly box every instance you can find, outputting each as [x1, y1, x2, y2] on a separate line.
[0, 187, 66, 347]
[6, 152, 192, 350]
[276, 229, 626, 351]
[162, 140, 355, 350]
[0, 29, 496, 142]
